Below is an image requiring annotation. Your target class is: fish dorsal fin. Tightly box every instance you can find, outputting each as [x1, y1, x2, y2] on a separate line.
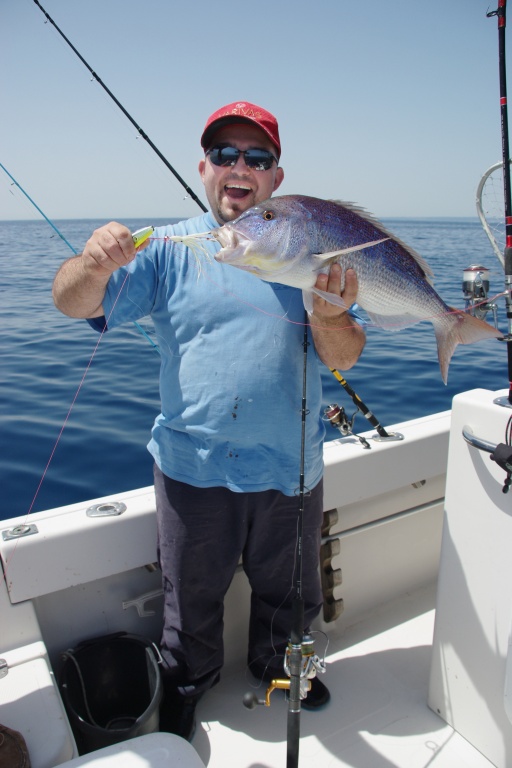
[327, 199, 434, 282]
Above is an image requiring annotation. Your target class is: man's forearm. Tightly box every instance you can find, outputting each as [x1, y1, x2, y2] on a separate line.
[52, 254, 109, 319]
[310, 312, 366, 370]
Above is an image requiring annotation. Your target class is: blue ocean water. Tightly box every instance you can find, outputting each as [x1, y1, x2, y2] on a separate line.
[0, 217, 507, 521]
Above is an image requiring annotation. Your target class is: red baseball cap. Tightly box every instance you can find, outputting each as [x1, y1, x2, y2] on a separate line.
[200, 101, 281, 159]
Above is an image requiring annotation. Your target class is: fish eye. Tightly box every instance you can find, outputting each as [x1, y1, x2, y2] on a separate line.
[262, 210, 274, 221]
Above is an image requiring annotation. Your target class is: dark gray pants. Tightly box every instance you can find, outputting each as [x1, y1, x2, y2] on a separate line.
[153, 465, 323, 696]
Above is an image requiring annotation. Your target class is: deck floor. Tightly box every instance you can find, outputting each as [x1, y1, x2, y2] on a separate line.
[192, 585, 494, 768]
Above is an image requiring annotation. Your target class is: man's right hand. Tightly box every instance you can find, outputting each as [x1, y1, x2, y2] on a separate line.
[52, 221, 144, 319]
[82, 222, 138, 276]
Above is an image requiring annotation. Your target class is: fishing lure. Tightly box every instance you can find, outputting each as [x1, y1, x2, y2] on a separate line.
[132, 226, 154, 249]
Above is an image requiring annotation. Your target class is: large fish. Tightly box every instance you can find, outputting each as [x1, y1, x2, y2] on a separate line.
[170, 195, 501, 383]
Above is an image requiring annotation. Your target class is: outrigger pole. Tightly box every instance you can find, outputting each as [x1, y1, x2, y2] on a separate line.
[488, 0, 512, 404]
[31, 0, 208, 214]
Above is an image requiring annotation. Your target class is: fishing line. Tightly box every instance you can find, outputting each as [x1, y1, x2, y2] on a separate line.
[0, 165, 160, 583]
[31, 0, 207, 214]
[2, 270, 131, 579]
[23, 293, 126, 518]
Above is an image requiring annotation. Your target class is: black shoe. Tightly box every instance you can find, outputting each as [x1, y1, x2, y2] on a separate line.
[159, 671, 220, 741]
[159, 690, 197, 741]
[301, 676, 330, 710]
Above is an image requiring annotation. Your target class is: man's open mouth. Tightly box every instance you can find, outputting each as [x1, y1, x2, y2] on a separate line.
[224, 184, 252, 200]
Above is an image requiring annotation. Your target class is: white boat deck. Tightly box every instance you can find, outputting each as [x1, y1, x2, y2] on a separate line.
[2, 395, 509, 767]
[194, 585, 493, 768]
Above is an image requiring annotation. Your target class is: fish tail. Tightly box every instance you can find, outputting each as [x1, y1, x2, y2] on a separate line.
[434, 308, 501, 384]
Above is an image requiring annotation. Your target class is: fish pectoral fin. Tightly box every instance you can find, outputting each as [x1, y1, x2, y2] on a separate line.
[309, 287, 350, 310]
[312, 238, 389, 266]
[302, 290, 314, 314]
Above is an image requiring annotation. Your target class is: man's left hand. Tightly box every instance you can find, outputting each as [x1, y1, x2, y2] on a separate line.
[311, 264, 358, 324]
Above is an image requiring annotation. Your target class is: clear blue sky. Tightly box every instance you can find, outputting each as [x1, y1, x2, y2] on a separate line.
[0, 0, 508, 221]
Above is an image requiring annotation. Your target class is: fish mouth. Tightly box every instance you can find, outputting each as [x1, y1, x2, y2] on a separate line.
[213, 226, 257, 271]
[213, 225, 238, 251]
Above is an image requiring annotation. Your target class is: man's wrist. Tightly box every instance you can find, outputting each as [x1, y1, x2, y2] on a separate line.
[309, 310, 351, 328]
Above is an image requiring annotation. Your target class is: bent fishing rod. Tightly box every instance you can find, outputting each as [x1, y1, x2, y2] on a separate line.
[32, 0, 207, 213]
[488, 0, 512, 404]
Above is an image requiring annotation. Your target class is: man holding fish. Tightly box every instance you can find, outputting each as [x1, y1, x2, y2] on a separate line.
[51, 102, 383, 739]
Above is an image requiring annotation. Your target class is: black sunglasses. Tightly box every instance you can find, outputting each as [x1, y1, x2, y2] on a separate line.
[206, 145, 278, 171]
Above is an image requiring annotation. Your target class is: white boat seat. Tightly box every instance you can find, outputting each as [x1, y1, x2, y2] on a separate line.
[0, 647, 76, 767]
[56, 733, 206, 767]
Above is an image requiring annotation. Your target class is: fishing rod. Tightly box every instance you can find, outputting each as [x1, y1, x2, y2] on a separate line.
[285, 316, 310, 768]
[0, 161, 76, 252]
[327, 368, 392, 439]
[31, 0, 207, 214]
[488, 0, 512, 405]
[324, 368, 403, 444]
[284, 317, 328, 767]
[243, 316, 326, 768]
[0, 162, 159, 352]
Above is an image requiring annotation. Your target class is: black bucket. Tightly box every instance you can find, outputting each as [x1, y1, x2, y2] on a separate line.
[59, 632, 163, 755]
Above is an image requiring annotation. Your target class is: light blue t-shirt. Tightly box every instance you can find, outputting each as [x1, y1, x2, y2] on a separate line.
[98, 211, 325, 496]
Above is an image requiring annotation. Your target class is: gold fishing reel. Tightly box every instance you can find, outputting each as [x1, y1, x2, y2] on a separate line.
[243, 634, 325, 709]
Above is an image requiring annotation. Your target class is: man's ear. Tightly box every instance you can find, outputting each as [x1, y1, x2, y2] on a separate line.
[273, 166, 284, 193]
